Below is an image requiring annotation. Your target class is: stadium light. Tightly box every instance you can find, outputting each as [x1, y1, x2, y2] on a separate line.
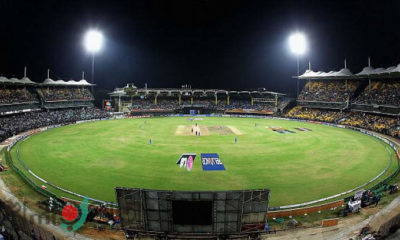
[84, 30, 103, 53]
[288, 32, 307, 56]
[83, 29, 104, 93]
[288, 32, 307, 97]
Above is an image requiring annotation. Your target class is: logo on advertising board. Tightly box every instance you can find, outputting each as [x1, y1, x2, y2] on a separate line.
[201, 153, 225, 171]
[176, 153, 197, 171]
[61, 196, 89, 232]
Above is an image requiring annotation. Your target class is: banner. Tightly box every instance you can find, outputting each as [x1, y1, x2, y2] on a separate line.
[176, 153, 197, 171]
[201, 153, 225, 171]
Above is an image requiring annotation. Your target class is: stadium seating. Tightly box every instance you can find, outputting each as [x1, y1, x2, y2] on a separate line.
[0, 80, 103, 143]
[298, 80, 360, 102]
[0, 108, 109, 143]
[298, 78, 400, 112]
[286, 106, 345, 123]
[0, 87, 38, 104]
[40, 87, 93, 101]
[389, 127, 400, 138]
[292, 76, 400, 139]
[0, 81, 94, 114]
[128, 97, 277, 113]
[339, 112, 399, 133]
[354, 80, 400, 106]
[286, 107, 400, 139]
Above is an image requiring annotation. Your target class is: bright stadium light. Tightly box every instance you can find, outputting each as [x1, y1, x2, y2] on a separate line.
[288, 32, 307, 55]
[83, 29, 104, 93]
[84, 30, 103, 53]
[288, 32, 308, 97]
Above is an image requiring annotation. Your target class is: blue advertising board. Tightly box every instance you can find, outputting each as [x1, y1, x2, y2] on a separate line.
[201, 153, 225, 171]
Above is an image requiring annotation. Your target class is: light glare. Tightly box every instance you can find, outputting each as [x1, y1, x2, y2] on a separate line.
[288, 32, 307, 55]
[84, 30, 103, 53]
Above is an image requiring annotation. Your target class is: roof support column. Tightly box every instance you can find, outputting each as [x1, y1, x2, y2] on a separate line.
[118, 95, 121, 112]
[154, 94, 158, 105]
[227, 95, 230, 105]
[191, 96, 193, 105]
[178, 94, 181, 105]
[215, 94, 218, 105]
[369, 79, 371, 92]
[23, 85, 27, 99]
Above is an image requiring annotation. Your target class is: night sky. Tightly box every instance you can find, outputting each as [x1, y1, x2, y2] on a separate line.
[1, 0, 400, 96]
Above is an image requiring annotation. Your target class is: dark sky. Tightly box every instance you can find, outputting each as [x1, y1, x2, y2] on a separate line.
[1, 0, 400, 96]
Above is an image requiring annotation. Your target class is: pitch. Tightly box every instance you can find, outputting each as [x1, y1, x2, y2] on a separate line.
[11, 117, 396, 206]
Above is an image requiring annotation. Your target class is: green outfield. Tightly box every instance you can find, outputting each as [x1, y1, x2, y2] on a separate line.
[11, 117, 397, 206]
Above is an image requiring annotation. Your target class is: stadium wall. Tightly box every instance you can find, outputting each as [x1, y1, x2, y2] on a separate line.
[0, 196, 61, 240]
[267, 200, 344, 219]
[0, 147, 63, 240]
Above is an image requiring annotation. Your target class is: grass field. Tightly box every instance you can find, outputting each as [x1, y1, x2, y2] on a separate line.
[11, 117, 396, 206]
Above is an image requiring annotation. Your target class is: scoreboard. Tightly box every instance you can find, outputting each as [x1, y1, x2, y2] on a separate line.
[103, 100, 114, 111]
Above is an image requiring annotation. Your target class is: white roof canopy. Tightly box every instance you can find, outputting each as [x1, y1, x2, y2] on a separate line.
[0, 76, 93, 86]
[298, 68, 353, 79]
[20, 77, 36, 84]
[0, 76, 37, 85]
[355, 63, 400, 77]
[40, 78, 94, 86]
[299, 62, 400, 79]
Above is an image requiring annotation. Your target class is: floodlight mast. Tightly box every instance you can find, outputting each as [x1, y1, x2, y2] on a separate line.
[288, 32, 307, 97]
[84, 29, 103, 94]
[91, 53, 95, 93]
[296, 56, 300, 97]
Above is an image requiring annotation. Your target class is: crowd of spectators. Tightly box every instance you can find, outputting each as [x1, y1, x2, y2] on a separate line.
[41, 87, 93, 101]
[221, 100, 276, 112]
[339, 112, 399, 134]
[354, 80, 400, 106]
[0, 86, 93, 105]
[298, 80, 360, 102]
[0, 108, 109, 142]
[298, 79, 400, 107]
[286, 107, 400, 139]
[389, 127, 400, 139]
[181, 99, 215, 106]
[129, 98, 277, 112]
[0, 88, 38, 104]
[130, 98, 180, 111]
[286, 106, 345, 123]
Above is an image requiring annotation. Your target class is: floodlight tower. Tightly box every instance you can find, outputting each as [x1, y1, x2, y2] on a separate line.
[84, 29, 103, 93]
[288, 32, 307, 97]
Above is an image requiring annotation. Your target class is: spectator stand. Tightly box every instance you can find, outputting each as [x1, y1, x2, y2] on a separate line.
[39, 74, 95, 109]
[0, 73, 41, 115]
[296, 62, 360, 110]
[108, 83, 286, 116]
[0, 108, 110, 143]
[296, 60, 400, 115]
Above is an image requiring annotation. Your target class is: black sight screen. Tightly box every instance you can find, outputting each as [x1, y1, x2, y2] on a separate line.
[172, 200, 212, 225]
